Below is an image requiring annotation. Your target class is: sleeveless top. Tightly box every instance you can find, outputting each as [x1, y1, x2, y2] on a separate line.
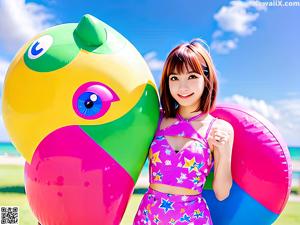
[148, 110, 217, 193]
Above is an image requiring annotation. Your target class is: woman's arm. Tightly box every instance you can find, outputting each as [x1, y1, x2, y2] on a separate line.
[210, 120, 234, 201]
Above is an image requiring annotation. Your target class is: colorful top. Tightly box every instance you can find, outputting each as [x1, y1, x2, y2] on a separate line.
[149, 110, 217, 193]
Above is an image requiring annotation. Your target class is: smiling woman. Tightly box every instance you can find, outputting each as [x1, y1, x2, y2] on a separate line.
[160, 39, 217, 119]
[133, 37, 292, 225]
[133, 39, 232, 225]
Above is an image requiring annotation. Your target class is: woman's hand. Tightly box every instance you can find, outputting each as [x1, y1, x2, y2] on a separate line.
[209, 125, 232, 149]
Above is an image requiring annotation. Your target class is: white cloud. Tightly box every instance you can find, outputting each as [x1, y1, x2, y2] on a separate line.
[0, 106, 10, 143]
[212, 30, 224, 39]
[223, 94, 280, 120]
[0, 58, 9, 85]
[214, 0, 267, 36]
[0, 0, 55, 53]
[0, 58, 9, 91]
[223, 94, 300, 146]
[144, 51, 164, 71]
[211, 38, 239, 54]
[0, 58, 10, 142]
[211, 0, 267, 54]
[286, 91, 300, 97]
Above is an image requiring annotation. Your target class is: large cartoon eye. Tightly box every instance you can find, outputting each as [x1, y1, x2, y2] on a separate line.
[73, 82, 119, 120]
[28, 35, 53, 59]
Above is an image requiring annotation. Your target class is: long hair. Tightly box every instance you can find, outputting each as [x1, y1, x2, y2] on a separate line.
[160, 39, 218, 118]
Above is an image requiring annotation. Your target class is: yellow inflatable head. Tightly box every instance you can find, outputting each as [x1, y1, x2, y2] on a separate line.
[2, 14, 159, 173]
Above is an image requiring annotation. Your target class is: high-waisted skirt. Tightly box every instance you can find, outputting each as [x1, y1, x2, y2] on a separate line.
[133, 187, 213, 224]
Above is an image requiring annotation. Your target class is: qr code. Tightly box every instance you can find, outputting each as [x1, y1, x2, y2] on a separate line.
[0, 207, 19, 225]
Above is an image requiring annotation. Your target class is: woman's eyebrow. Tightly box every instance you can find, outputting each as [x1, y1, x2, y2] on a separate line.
[185, 72, 201, 75]
[169, 71, 198, 76]
[170, 71, 198, 76]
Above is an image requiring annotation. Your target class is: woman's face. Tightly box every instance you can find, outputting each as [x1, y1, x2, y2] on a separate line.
[168, 64, 205, 108]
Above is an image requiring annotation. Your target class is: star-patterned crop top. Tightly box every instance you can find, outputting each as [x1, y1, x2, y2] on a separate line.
[148, 110, 217, 193]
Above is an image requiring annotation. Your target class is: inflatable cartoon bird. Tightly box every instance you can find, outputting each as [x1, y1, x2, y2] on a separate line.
[2, 14, 159, 225]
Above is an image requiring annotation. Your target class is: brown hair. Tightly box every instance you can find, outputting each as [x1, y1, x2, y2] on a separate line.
[160, 39, 218, 118]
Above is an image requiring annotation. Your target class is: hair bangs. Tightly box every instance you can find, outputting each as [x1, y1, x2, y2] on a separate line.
[166, 47, 205, 77]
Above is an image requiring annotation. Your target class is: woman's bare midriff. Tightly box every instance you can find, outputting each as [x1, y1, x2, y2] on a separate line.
[149, 183, 200, 195]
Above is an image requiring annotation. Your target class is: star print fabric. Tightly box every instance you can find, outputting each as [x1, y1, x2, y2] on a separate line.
[133, 187, 213, 224]
[133, 111, 216, 224]
[148, 111, 216, 193]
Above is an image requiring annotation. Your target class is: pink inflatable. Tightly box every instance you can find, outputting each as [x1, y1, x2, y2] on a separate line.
[203, 103, 292, 225]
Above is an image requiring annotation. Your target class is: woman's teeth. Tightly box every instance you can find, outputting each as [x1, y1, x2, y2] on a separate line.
[178, 93, 194, 98]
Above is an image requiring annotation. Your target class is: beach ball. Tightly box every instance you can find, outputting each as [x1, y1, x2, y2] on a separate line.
[203, 103, 292, 225]
[2, 14, 159, 225]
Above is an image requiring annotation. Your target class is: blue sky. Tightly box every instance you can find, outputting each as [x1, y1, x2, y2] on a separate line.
[0, 0, 299, 145]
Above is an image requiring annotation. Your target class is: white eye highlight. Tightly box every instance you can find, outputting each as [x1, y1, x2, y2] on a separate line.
[90, 94, 98, 102]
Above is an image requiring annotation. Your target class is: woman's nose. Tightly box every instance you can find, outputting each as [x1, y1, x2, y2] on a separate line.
[178, 80, 190, 92]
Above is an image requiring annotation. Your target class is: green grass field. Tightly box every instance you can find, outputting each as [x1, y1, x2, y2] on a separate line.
[0, 165, 299, 225]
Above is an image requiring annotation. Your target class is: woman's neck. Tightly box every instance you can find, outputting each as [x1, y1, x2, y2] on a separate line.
[178, 104, 202, 119]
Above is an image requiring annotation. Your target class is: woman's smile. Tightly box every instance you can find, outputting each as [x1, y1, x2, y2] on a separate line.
[178, 93, 194, 99]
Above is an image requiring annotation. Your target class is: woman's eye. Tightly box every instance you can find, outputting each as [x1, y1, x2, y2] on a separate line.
[170, 76, 178, 81]
[28, 35, 53, 59]
[188, 75, 198, 79]
[72, 82, 119, 120]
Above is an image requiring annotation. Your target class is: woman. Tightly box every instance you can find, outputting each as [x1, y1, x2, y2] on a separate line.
[133, 39, 234, 224]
